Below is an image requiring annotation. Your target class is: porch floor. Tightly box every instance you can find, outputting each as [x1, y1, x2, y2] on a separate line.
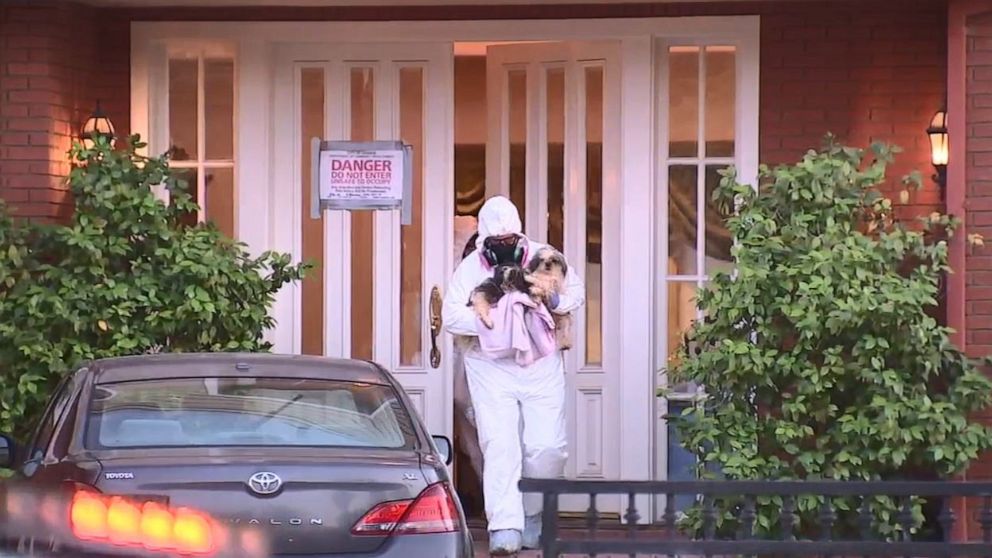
[470, 517, 680, 557]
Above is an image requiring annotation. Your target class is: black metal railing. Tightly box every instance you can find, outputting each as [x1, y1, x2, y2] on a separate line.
[519, 478, 992, 557]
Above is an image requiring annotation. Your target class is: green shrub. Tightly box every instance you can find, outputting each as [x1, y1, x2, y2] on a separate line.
[666, 138, 992, 539]
[0, 136, 308, 440]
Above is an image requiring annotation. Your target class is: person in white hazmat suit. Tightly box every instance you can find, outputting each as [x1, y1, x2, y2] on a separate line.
[442, 196, 585, 555]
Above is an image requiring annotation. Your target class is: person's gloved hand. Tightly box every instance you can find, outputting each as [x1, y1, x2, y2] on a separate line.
[547, 291, 560, 311]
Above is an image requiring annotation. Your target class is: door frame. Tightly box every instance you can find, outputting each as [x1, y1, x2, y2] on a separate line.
[130, 15, 760, 521]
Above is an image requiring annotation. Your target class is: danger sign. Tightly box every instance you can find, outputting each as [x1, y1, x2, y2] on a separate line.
[311, 139, 412, 224]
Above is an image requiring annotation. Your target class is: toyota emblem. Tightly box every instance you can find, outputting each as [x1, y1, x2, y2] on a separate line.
[247, 472, 282, 496]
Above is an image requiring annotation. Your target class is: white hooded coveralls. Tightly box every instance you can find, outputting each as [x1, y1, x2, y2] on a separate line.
[442, 196, 585, 532]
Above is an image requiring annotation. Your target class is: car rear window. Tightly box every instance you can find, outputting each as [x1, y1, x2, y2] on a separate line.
[85, 377, 417, 450]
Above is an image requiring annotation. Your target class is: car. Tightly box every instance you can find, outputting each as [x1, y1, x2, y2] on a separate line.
[0, 353, 472, 558]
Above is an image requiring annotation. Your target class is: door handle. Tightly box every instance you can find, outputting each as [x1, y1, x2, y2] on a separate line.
[429, 286, 443, 369]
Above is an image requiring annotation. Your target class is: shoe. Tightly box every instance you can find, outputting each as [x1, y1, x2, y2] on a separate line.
[488, 529, 522, 555]
[522, 514, 542, 549]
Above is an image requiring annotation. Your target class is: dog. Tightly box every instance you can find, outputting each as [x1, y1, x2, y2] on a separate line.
[466, 246, 574, 351]
[468, 264, 531, 330]
[525, 247, 573, 350]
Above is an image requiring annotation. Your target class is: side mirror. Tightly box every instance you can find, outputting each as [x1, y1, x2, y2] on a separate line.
[432, 435, 453, 466]
[0, 435, 15, 469]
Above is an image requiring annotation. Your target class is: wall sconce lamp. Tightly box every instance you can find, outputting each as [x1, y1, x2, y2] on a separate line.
[80, 99, 116, 150]
[927, 108, 948, 190]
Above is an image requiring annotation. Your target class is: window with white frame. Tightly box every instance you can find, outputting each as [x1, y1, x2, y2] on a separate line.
[659, 43, 739, 504]
[166, 48, 236, 237]
[662, 44, 737, 396]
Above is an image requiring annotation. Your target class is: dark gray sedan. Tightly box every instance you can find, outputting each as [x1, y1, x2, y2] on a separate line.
[0, 353, 472, 558]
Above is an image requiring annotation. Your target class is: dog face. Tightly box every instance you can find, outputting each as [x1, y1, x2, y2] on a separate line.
[527, 247, 568, 283]
[496, 264, 530, 293]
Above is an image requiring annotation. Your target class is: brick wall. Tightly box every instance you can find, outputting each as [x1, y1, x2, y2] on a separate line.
[962, 9, 992, 519]
[965, 14, 992, 359]
[757, 1, 946, 221]
[0, 1, 129, 222]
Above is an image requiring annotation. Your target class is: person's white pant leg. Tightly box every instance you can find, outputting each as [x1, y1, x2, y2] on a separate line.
[519, 352, 568, 517]
[464, 355, 525, 532]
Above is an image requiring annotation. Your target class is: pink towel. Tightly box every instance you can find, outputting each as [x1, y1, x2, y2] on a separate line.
[476, 291, 557, 366]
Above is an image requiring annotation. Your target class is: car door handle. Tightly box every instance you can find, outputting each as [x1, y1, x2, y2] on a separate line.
[429, 286, 443, 369]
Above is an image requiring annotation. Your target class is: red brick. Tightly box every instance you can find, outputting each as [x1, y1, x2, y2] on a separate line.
[8, 203, 61, 218]
[2, 76, 29, 91]
[974, 166, 992, 182]
[5, 63, 50, 76]
[977, 153, 992, 168]
[27, 133, 54, 147]
[967, 198, 992, 211]
[970, 260, 992, 274]
[970, 107, 992, 124]
[5, 118, 52, 132]
[7, 89, 60, 105]
[0, 133, 30, 146]
[5, 146, 50, 161]
[28, 189, 67, 204]
[0, 104, 29, 117]
[4, 35, 52, 50]
[975, 37, 992, 52]
[976, 67, 992, 82]
[0, 190, 29, 203]
[968, 330, 992, 345]
[966, 287, 992, 301]
[26, 76, 62, 93]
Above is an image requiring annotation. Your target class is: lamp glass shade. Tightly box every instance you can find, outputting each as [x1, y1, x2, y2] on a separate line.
[81, 104, 116, 149]
[927, 109, 948, 167]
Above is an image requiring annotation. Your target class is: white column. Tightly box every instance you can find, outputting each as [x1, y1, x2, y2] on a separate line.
[618, 36, 655, 524]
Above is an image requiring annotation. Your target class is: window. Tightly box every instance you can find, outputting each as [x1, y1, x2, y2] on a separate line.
[167, 49, 236, 238]
[662, 45, 737, 397]
[659, 44, 740, 508]
[85, 377, 417, 450]
[25, 372, 79, 463]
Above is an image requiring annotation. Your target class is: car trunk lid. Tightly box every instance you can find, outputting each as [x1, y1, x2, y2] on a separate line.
[88, 449, 428, 555]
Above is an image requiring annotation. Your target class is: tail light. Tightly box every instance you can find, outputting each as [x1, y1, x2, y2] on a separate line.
[352, 483, 460, 536]
[70, 491, 216, 555]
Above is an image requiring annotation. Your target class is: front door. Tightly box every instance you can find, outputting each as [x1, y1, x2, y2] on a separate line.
[272, 43, 454, 439]
[485, 41, 622, 514]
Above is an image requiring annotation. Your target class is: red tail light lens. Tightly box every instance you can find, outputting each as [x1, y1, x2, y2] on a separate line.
[69, 491, 215, 555]
[106, 497, 143, 545]
[140, 502, 175, 550]
[394, 483, 460, 535]
[70, 492, 109, 541]
[352, 483, 461, 536]
[351, 500, 413, 535]
[173, 508, 215, 555]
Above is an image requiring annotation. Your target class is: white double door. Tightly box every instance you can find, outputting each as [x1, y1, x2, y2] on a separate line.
[273, 40, 621, 514]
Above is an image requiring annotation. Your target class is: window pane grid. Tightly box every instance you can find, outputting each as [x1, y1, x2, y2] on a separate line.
[299, 66, 325, 356]
[662, 44, 736, 396]
[399, 65, 425, 367]
[167, 52, 236, 238]
[349, 66, 375, 361]
[584, 63, 604, 367]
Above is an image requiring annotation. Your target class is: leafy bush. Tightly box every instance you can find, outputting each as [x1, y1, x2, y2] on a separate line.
[0, 136, 307, 439]
[666, 139, 992, 538]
